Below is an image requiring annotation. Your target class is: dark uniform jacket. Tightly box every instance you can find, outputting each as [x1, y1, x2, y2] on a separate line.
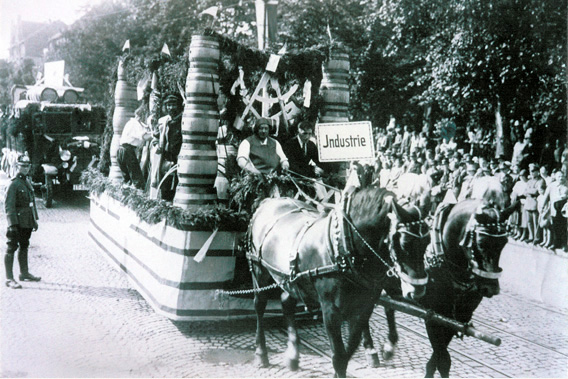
[282, 137, 320, 178]
[5, 174, 38, 229]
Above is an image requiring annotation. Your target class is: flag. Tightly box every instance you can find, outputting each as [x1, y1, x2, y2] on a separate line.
[343, 169, 361, 196]
[277, 43, 287, 55]
[161, 43, 171, 57]
[200, 6, 218, 18]
[122, 40, 130, 52]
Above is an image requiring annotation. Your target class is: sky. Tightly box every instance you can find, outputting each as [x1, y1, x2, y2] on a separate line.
[0, 0, 104, 59]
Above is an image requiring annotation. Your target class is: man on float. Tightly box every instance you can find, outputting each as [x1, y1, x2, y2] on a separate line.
[282, 120, 324, 178]
[117, 105, 153, 189]
[154, 94, 182, 201]
[237, 117, 289, 174]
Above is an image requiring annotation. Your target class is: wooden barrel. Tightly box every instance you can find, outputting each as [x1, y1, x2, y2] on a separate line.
[26, 86, 58, 102]
[174, 35, 220, 209]
[110, 60, 138, 182]
[320, 53, 350, 123]
[188, 35, 220, 74]
[174, 104, 219, 208]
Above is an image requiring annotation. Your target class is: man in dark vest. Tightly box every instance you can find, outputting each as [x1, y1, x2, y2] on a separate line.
[282, 120, 323, 178]
[4, 154, 40, 289]
[237, 117, 289, 174]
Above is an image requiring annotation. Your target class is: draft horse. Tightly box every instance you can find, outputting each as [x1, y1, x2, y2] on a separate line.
[382, 178, 518, 377]
[247, 186, 429, 377]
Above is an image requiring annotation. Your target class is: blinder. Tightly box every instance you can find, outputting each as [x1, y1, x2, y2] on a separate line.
[459, 207, 507, 280]
[386, 204, 429, 287]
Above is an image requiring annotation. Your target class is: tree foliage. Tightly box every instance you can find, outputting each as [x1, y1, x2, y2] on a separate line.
[42, 0, 565, 143]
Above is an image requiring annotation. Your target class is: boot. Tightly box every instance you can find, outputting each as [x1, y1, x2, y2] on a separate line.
[4, 250, 22, 289]
[6, 279, 22, 289]
[17, 248, 41, 282]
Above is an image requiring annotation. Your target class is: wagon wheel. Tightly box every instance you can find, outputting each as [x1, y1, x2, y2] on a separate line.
[42, 174, 53, 208]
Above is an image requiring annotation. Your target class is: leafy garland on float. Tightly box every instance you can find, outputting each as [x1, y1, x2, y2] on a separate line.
[82, 167, 314, 229]
[82, 168, 250, 231]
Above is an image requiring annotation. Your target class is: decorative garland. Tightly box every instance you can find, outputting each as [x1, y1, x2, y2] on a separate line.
[81, 168, 250, 231]
[228, 171, 313, 215]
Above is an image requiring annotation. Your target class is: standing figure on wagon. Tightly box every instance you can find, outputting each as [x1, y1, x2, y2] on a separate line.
[150, 94, 182, 201]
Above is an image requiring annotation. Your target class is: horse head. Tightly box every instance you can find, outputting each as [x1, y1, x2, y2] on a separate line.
[386, 197, 430, 300]
[459, 204, 508, 298]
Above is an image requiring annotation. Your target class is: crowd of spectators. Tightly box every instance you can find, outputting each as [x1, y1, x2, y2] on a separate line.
[365, 121, 568, 252]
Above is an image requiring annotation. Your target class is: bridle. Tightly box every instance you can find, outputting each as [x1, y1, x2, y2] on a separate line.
[333, 194, 430, 289]
[386, 203, 429, 286]
[459, 206, 507, 280]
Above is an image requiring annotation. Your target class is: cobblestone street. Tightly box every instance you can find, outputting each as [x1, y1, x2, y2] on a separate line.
[1, 188, 567, 378]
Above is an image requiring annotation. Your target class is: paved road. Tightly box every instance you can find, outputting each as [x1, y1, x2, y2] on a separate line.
[1, 185, 567, 378]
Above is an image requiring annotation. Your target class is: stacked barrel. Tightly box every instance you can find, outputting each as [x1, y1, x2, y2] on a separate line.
[109, 60, 138, 181]
[173, 35, 220, 208]
[319, 52, 350, 123]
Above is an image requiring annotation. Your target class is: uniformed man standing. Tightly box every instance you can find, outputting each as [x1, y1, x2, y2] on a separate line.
[4, 154, 41, 289]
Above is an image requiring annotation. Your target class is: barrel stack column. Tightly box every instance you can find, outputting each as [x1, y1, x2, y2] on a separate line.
[319, 52, 350, 123]
[109, 60, 138, 182]
[174, 35, 220, 209]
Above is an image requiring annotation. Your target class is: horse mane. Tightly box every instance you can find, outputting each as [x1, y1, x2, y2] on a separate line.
[470, 177, 507, 210]
[348, 186, 394, 225]
[392, 173, 432, 211]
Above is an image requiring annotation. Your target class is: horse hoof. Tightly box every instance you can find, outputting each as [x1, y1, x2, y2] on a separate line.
[383, 349, 394, 360]
[383, 341, 395, 360]
[254, 354, 269, 368]
[286, 358, 299, 371]
[366, 352, 380, 368]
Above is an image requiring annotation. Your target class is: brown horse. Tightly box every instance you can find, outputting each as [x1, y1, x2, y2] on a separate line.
[247, 186, 429, 377]
[381, 180, 518, 377]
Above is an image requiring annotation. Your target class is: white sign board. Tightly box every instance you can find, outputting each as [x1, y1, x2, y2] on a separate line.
[316, 121, 375, 162]
[44, 61, 65, 87]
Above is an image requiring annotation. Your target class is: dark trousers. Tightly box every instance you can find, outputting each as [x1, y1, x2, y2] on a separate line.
[117, 144, 144, 189]
[160, 172, 178, 202]
[553, 199, 567, 249]
[5, 227, 33, 280]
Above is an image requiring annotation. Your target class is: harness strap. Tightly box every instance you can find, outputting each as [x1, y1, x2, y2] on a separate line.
[256, 203, 305, 258]
[290, 216, 320, 279]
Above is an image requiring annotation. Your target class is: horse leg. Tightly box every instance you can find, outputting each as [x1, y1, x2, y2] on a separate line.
[383, 307, 398, 360]
[321, 302, 348, 378]
[254, 292, 270, 367]
[425, 323, 454, 378]
[361, 323, 380, 367]
[281, 291, 300, 371]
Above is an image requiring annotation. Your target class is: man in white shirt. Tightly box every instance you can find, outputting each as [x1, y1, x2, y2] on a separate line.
[117, 106, 152, 189]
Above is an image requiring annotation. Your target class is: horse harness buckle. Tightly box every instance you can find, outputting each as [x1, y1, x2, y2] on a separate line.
[337, 255, 349, 273]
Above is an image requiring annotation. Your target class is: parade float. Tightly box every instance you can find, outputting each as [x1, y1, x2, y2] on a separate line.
[86, 3, 352, 320]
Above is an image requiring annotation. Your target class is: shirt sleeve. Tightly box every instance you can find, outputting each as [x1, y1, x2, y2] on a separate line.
[237, 139, 251, 161]
[275, 140, 288, 162]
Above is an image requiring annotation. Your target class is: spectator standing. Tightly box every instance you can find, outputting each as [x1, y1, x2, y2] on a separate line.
[523, 163, 546, 243]
[511, 169, 529, 239]
[543, 171, 568, 250]
[458, 162, 478, 201]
